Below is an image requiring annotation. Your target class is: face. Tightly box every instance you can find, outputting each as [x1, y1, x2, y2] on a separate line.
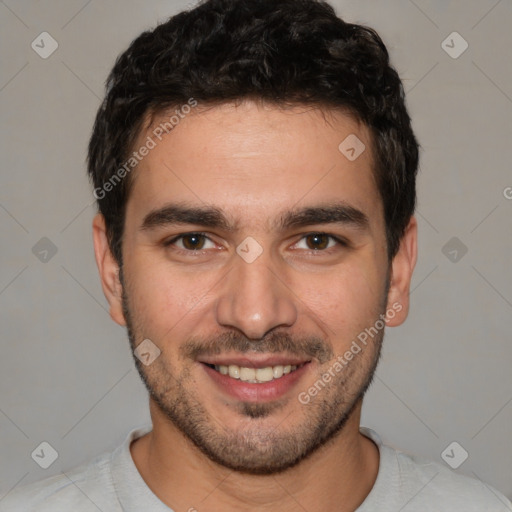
[94, 100, 416, 475]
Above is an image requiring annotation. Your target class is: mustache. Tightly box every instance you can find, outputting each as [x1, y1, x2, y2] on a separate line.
[181, 330, 334, 364]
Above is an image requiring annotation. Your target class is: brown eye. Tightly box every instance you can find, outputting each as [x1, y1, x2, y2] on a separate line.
[293, 233, 345, 253]
[181, 233, 206, 250]
[165, 233, 216, 251]
[305, 233, 331, 250]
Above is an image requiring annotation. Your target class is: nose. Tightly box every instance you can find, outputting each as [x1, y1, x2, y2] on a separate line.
[215, 246, 298, 340]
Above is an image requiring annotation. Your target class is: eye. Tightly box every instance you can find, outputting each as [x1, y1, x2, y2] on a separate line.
[293, 233, 345, 251]
[164, 232, 217, 251]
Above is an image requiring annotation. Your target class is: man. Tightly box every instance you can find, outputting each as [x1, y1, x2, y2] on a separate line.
[2, 0, 510, 510]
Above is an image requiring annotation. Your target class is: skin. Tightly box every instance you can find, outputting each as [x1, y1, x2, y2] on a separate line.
[93, 99, 417, 511]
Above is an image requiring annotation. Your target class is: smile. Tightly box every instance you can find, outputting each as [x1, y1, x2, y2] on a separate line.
[205, 363, 306, 383]
[200, 355, 312, 401]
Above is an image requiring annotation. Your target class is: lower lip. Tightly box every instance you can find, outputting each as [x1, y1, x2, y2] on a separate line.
[201, 363, 311, 402]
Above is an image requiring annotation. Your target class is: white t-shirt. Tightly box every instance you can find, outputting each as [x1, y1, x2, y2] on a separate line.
[1, 425, 510, 511]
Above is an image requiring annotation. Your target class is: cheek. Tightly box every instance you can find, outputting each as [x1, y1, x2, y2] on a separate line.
[125, 256, 218, 333]
[295, 263, 384, 338]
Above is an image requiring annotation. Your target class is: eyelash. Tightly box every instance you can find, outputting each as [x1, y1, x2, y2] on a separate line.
[163, 232, 348, 256]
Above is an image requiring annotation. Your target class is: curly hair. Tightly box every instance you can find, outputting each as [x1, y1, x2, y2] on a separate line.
[87, 0, 419, 266]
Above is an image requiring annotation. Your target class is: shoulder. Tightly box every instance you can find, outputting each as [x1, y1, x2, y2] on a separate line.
[0, 451, 120, 512]
[360, 428, 512, 511]
[394, 448, 511, 509]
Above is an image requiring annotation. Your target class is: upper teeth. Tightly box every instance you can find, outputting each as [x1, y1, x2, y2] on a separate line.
[215, 364, 299, 383]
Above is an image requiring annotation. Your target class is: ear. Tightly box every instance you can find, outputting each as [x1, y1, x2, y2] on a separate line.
[385, 216, 418, 327]
[92, 213, 126, 326]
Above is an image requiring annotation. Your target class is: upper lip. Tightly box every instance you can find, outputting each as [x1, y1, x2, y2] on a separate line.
[199, 354, 311, 368]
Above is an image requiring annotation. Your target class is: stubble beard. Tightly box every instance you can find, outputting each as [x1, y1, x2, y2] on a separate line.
[120, 269, 385, 475]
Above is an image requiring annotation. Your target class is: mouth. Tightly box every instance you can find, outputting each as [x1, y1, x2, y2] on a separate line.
[199, 357, 312, 402]
[203, 362, 307, 383]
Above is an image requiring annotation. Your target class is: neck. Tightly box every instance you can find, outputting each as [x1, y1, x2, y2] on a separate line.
[130, 402, 379, 512]
[131, 399, 379, 512]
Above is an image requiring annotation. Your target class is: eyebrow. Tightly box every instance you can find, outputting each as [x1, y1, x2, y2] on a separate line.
[278, 203, 369, 231]
[140, 204, 233, 232]
[139, 202, 369, 233]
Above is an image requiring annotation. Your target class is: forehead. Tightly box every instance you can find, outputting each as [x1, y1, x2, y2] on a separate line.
[125, 100, 382, 231]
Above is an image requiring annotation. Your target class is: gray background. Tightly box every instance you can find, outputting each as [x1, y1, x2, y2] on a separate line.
[1, 0, 511, 504]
